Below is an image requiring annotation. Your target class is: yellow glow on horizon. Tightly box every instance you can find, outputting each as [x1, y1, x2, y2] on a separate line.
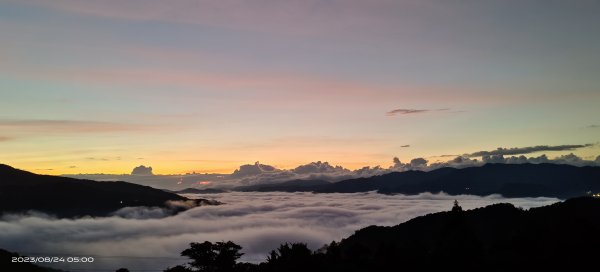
[3, 140, 598, 176]
[9, 156, 401, 176]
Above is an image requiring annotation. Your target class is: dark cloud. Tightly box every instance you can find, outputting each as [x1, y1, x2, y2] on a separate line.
[482, 155, 508, 164]
[428, 152, 600, 169]
[131, 165, 153, 175]
[526, 154, 551, 164]
[427, 156, 480, 169]
[476, 153, 600, 167]
[586, 125, 599, 128]
[230, 161, 279, 178]
[552, 153, 586, 165]
[400, 145, 410, 148]
[386, 109, 428, 116]
[389, 157, 430, 172]
[386, 108, 460, 116]
[410, 158, 428, 167]
[0, 192, 558, 271]
[451, 156, 468, 164]
[467, 144, 593, 157]
[353, 165, 387, 177]
[292, 161, 349, 175]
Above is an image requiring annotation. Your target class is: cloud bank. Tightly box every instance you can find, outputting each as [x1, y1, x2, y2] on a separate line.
[55, 143, 599, 192]
[467, 144, 593, 157]
[65, 148, 600, 191]
[0, 192, 559, 271]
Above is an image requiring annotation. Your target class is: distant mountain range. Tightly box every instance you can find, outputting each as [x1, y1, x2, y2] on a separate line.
[4, 162, 599, 219]
[0, 164, 213, 218]
[235, 179, 330, 192]
[231, 163, 600, 198]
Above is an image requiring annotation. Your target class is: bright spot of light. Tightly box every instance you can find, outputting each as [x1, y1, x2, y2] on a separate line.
[196, 181, 211, 185]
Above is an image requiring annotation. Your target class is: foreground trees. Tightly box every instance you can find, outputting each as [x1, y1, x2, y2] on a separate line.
[164, 241, 244, 272]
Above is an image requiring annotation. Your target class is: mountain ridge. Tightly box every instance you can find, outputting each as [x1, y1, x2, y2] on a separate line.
[232, 163, 600, 198]
[0, 164, 212, 218]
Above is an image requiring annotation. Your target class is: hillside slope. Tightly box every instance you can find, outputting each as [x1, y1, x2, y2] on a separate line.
[0, 164, 199, 217]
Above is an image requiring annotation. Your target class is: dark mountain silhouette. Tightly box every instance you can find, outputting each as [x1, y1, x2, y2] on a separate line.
[235, 179, 330, 192]
[329, 196, 600, 271]
[233, 163, 600, 198]
[161, 196, 600, 272]
[0, 164, 211, 218]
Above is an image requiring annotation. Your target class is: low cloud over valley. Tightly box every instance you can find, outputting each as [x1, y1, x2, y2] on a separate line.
[0, 192, 558, 271]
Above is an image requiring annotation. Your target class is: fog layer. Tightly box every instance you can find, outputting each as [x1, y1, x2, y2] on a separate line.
[0, 192, 559, 271]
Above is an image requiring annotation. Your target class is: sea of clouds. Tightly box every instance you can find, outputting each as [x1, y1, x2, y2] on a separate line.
[0, 192, 559, 271]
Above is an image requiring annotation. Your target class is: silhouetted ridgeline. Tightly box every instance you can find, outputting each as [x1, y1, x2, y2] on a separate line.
[159, 197, 600, 272]
[235, 179, 330, 192]
[0, 164, 214, 218]
[234, 163, 600, 198]
[332, 197, 600, 271]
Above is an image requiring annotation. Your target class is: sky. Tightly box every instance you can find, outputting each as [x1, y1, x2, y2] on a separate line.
[1, 0, 599, 175]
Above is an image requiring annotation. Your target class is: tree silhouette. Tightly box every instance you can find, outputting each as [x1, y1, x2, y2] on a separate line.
[429, 199, 482, 271]
[178, 241, 243, 272]
[163, 265, 192, 272]
[264, 243, 315, 272]
[267, 243, 311, 262]
[452, 200, 463, 212]
[115, 269, 130, 272]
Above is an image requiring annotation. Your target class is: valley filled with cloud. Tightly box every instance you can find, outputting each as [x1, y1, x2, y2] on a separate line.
[0, 192, 558, 271]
